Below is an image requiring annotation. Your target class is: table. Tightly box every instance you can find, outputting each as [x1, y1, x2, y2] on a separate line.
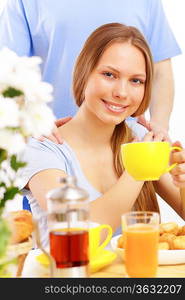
[19, 249, 185, 278]
[91, 256, 185, 278]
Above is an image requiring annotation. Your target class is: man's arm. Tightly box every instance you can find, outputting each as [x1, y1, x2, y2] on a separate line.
[137, 59, 174, 140]
[149, 59, 174, 132]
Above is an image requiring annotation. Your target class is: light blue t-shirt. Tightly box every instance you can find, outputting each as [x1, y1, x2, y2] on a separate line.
[0, 0, 181, 118]
[21, 120, 147, 246]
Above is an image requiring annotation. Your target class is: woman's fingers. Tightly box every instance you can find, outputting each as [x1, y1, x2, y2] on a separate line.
[55, 116, 72, 127]
[142, 130, 170, 142]
[172, 140, 182, 149]
[169, 141, 185, 187]
[147, 121, 170, 142]
[142, 131, 155, 142]
[37, 124, 63, 144]
[170, 162, 185, 176]
[132, 136, 140, 143]
[170, 142, 185, 164]
[172, 179, 185, 188]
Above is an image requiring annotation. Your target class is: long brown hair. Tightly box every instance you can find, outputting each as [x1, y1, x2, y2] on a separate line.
[72, 23, 159, 213]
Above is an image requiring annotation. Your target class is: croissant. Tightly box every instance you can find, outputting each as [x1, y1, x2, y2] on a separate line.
[117, 222, 185, 250]
[177, 225, 185, 236]
[158, 242, 170, 250]
[6, 210, 34, 244]
[172, 236, 185, 250]
[159, 222, 179, 236]
[159, 233, 176, 249]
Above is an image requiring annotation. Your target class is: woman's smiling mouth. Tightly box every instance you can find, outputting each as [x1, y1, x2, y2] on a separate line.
[101, 99, 129, 113]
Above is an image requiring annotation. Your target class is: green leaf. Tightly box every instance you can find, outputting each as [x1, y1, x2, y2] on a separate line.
[10, 155, 27, 171]
[0, 218, 11, 258]
[2, 87, 23, 98]
[0, 149, 7, 164]
[0, 183, 6, 188]
[3, 186, 20, 201]
[0, 187, 21, 215]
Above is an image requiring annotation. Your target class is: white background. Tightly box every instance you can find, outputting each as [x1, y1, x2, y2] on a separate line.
[160, 0, 185, 144]
[156, 0, 185, 224]
[0, 0, 185, 223]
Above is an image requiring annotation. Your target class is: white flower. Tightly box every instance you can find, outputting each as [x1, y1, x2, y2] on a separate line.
[0, 96, 20, 128]
[21, 102, 56, 138]
[0, 187, 6, 200]
[13, 176, 25, 190]
[0, 48, 53, 103]
[0, 48, 41, 81]
[0, 48, 56, 213]
[24, 81, 53, 103]
[0, 169, 11, 187]
[0, 129, 26, 154]
[1, 160, 16, 182]
[0, 48, 54, 102]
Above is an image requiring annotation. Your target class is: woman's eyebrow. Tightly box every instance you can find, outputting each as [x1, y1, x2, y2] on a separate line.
[101, 65, 120, 73]
[132, 73, 146, 79]
[100, 65, 146, 78]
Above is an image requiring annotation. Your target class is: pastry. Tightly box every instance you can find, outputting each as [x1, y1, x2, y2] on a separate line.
[6, 210, 34, 244]
[172, 236, 185, 250]
[158, 242, 170, 250]
[159, 222, 179, 235]
[177, 225, 185, 236]
[117, 235, 125, 248]
[159, 233, 176, 249]
[117, 221, 185, 250]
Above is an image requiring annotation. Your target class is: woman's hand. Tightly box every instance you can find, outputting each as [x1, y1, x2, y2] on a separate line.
[141, 130, 167, 142]
[137, 115, 170, 142]
[169, 141, 185, 188]
[38, 116, 72, 144]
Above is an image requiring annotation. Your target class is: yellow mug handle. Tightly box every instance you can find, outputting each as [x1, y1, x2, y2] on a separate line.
[97, 224, 113, 252]
[165, 146, 182, 172]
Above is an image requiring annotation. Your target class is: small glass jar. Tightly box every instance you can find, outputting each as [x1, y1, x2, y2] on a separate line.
[46, 176, 89, 277]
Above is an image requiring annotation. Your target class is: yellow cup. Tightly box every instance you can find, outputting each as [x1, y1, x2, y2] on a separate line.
[121, 141, 181, 181]
[88, 223, 113, 259]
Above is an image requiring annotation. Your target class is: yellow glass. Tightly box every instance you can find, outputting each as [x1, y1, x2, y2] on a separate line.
[121, 141, 181, 181]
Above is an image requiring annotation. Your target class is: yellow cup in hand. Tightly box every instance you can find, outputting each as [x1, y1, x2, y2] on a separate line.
[88, 223, 113, 259]
[121, 141, 181, 181]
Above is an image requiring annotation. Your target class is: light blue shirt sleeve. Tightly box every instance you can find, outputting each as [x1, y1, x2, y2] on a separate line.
[20, 138, 67, 190]
[0, 0, 31, 55]
[147, 0, 181, 62]
[126, 118, 148, 140]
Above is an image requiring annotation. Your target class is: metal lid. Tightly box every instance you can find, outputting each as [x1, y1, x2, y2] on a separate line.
[46, 176, 89, 203]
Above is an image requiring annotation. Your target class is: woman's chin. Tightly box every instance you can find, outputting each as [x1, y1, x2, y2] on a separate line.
[101, 115, 126, 126]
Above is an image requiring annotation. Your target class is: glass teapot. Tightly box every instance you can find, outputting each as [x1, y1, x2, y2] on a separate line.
[46, 176, 90, 277]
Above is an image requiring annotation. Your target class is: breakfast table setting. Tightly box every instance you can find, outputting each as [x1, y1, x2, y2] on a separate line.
[20, 238, 185, 278]
[92, 256, 185, 278]
[16, 211, 185, 278]
[8, 220, 184, 279]
[0, 49, 185, 280]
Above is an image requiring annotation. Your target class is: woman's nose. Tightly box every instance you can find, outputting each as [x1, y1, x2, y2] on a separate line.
[112, 80, 128, 100]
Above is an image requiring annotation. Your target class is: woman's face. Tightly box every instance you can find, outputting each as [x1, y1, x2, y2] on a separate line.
[83, 42, 146, 125]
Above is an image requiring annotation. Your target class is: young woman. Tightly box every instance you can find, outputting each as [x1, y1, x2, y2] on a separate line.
[21, 23, 185, 247]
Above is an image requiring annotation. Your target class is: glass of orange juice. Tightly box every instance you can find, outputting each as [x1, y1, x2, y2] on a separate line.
[122, 211, 159, 278]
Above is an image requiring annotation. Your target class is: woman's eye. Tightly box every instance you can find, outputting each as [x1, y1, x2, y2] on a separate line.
[103, 72, 115, 78]
[131, 78, 144, 84]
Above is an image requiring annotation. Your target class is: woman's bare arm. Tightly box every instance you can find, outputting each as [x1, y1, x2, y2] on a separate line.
[154, 173, 183, 218]
[28, 169, 144, 231]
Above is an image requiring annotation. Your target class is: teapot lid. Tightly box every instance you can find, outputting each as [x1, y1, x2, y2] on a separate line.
[46, 176, 89, 203]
